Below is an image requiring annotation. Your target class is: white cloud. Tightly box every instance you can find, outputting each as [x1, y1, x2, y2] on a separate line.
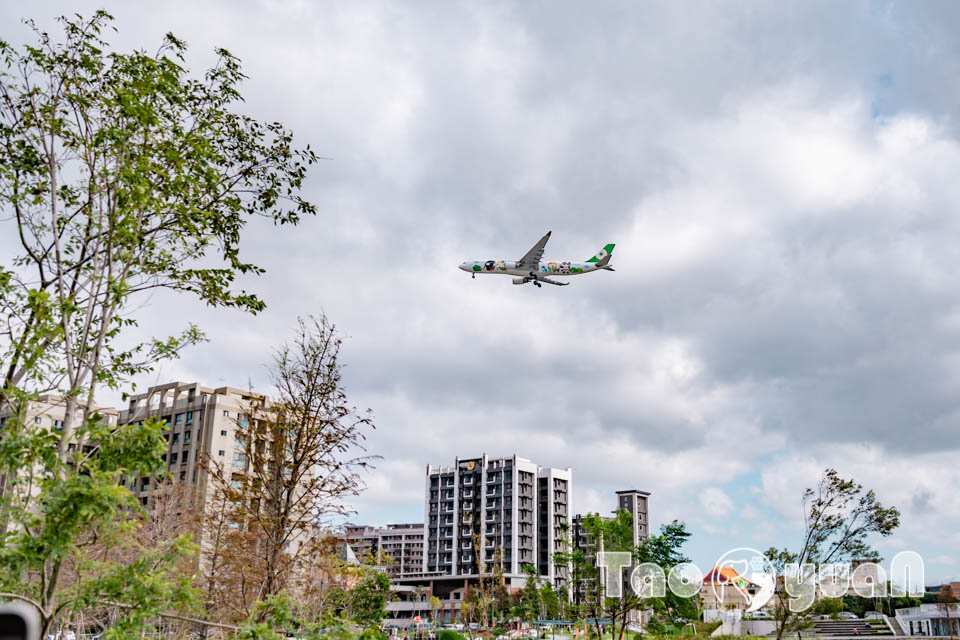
[700, 487, 735, 518]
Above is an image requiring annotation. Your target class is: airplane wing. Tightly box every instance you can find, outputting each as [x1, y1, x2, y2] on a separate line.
[537, 276, 569, 286]
[517, 231, 552, 270]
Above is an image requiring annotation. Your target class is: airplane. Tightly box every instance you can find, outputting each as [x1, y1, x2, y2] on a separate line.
[458, 231, 615, 287]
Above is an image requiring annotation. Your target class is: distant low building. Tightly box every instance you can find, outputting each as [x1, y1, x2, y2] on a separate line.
[896, 603, 960, 636]
[343, 522, 425, 579]
[700, 566, 763, 612]
[926, 582, 960, 597]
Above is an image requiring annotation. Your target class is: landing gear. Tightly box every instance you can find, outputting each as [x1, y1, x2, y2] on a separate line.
[534, 282, 542, 288]
[471, 274, 475, 279]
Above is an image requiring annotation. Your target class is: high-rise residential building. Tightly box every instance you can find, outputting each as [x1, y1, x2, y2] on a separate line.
[423, 454, 572, 588]
[0, 394, 119, 433]
[0, 394, 119, 471]
[615, 489, 650, 546]
[343, 523, 425, 579]
[570, 489, 651, 609]
[572, 488, 651, 554]
[117, 381, 265, 508]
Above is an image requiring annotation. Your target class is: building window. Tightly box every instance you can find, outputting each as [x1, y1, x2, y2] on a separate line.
[34, 417, 41, 424]
[175, 413, 183, 424]
[170, 453, 178, 465]
[218, 450, 225, 457]
[140, 478, 149, 490]
[172, 433, 180, 445]
[179, 471, 186, 481]
[223, 410, 229, 417]
[220, 429, 227, 436]
[184, 430, 191, 444]
[192, 469, 197, 482]
[186, 411, 193, 424]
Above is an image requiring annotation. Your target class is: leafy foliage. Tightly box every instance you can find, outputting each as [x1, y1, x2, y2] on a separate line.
[556, 512, 694, 640]
[765, 469, 900, 640]
[0, 10, 317, 638]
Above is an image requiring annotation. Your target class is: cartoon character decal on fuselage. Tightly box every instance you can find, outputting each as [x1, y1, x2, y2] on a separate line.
[458, 231, 615, 287]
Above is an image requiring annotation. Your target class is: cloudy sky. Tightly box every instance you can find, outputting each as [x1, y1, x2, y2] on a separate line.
[3, 1, 960, 584]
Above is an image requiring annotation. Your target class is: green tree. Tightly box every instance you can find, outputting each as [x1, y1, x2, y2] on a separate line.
[519, 565, 542, 620]
[555, 510, 633, 639]
[539, 582, 561, 621]
[430, 595, 443, 624]
[813, 597, 844, 619]
[636, 521, 696, 625]
[468, 522, 506, 631]
[203, 316, 375, 620]
[766, 469, 900, 640]
[0, 11, 317, 638]
[349, 570, 392, 627]
[555, 514, 693, 640]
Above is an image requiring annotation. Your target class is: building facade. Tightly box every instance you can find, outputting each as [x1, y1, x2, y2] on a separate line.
[571, 488, 651, 556]
[118, 381, 263, 507]
[344, 522, 425, 579]
[423, 454, 572, 588]
[0, 393, 118, 431]
[570, 489, 652, 611]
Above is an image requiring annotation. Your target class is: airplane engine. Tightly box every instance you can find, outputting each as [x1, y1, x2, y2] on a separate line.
[512, 277, 528, 285]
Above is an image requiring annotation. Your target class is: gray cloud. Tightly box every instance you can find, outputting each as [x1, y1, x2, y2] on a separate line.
[3, 0, 960, 571]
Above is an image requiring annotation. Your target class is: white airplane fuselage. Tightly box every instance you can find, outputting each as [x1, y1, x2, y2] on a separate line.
[458, 259, 603, 278]
[459, 233, 614, 287]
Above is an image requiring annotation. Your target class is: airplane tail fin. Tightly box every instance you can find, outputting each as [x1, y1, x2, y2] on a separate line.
[586, 243, 615, 267]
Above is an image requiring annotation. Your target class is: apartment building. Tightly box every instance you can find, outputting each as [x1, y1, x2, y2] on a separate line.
[0, 393, 119, 430]
[423, 454, 572, 588]
[0, 394, 119, 463]
[117, 381, 264, 508]
[571, 489, 651, 608]
[572, 488, 650, 553]
[343, 522, 425, 578]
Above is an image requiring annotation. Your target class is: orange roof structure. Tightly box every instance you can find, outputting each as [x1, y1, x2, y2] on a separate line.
[703, 566, 758, 588]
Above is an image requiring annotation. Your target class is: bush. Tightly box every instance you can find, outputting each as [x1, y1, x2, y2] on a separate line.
[438, 631, 467, 640]
[360, 629, 389, 640]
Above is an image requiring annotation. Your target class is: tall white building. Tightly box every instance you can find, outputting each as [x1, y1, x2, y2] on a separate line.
[424, 454, 572, 588]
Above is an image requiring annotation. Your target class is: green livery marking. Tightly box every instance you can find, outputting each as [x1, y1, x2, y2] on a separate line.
[586, 243, 616, 262]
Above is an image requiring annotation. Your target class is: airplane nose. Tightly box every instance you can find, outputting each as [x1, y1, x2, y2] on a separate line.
[459, 263, 469, 272]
